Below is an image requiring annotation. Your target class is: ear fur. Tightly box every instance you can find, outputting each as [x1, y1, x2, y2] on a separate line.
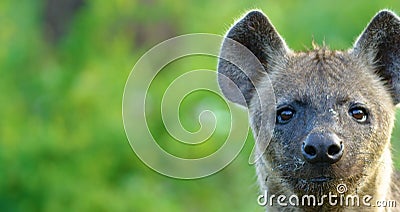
[217, 10, 289, 106]
[352, 10, 400, 104]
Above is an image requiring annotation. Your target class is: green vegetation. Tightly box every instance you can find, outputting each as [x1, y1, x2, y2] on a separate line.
[1, 0, 399, 211]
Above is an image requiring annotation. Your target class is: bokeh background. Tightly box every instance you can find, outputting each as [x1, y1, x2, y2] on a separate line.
[2, 0, 400, 211]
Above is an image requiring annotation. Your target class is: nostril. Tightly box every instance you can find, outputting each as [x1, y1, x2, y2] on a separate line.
[327, 143, 342, 156]
[304, 144, 317, 156]
[302, 133, 344, 164]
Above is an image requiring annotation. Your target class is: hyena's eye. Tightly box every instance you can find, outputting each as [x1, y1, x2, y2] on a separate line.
[277, 107, 295, 124]
[348, 106, 368, 123]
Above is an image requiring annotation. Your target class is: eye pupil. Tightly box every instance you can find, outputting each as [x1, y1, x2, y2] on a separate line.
[277, 108, 295, 123]
[280, 110, 293, 120]
[349, 107, 367, 122]
[352, 110, 364, 119]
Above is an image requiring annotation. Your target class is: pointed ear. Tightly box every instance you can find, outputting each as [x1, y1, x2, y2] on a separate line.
[352, 10, 400, 104]
[217, 10, 289, 107]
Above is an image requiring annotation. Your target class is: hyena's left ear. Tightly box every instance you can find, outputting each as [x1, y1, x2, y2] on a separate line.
[352, 10, 400, 104]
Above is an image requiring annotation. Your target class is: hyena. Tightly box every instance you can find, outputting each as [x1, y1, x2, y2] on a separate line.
[217, 10, 400, 211]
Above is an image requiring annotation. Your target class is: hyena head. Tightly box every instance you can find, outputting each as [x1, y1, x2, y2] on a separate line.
[218, 10, 400, 209]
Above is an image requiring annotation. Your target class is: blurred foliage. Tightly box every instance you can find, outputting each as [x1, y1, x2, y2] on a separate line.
[1, 0, 400, 211]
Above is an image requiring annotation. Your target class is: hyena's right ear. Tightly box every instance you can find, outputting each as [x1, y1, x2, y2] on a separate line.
[217, 10, 290, 107]
[352, 10, 400, 104]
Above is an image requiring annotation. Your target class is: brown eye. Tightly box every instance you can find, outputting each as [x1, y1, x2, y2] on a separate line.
[349, 107, 368, 123]
[277, 108, 295, 124]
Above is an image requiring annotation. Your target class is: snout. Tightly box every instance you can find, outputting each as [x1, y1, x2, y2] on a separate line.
[301, 132, 343, 164]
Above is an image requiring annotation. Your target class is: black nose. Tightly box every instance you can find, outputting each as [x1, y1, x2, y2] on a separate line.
[301, 132, 343, 164]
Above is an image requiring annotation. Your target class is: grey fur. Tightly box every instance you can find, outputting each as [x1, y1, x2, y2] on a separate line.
[218, 10, 400, 211]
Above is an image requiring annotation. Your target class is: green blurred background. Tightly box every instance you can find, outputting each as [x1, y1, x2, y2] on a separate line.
[1, 0, 400, 211]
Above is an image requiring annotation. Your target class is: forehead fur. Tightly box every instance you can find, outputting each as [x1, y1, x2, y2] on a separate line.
[268, 47, 393, 108]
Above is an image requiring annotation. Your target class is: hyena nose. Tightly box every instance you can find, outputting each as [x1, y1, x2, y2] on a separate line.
[301, 132, 343, 164]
